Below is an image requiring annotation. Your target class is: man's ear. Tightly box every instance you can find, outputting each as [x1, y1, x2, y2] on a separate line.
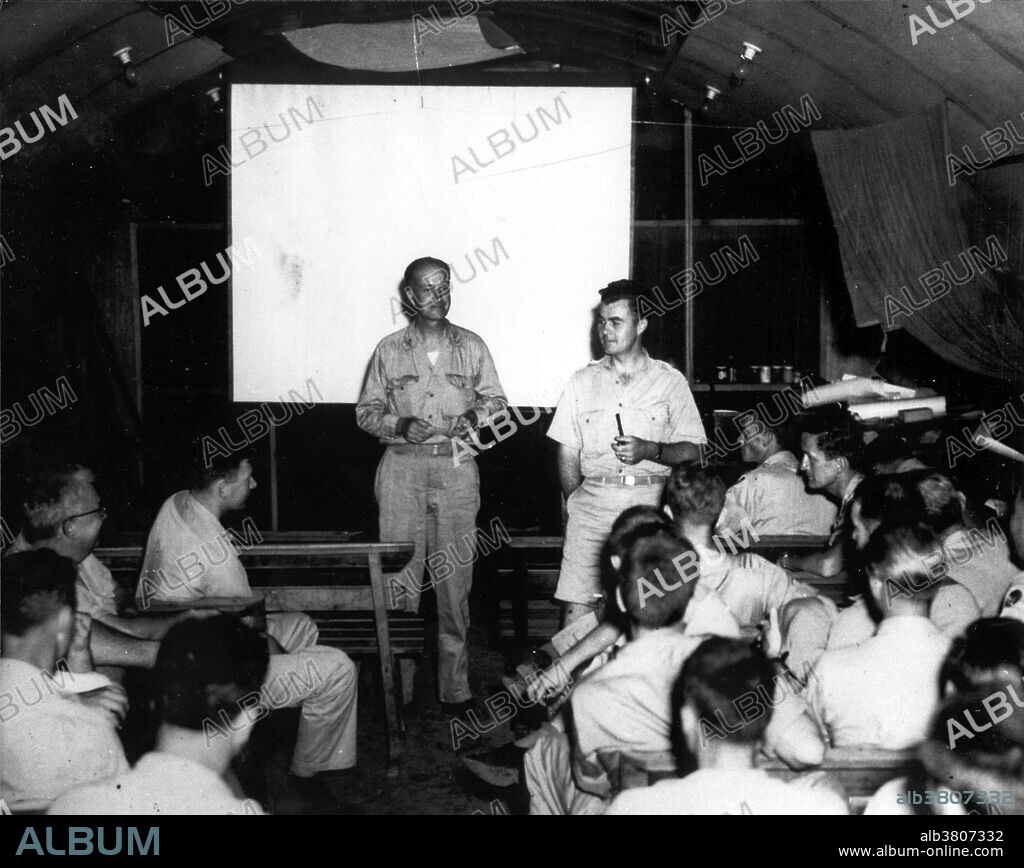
[610, 554, 622, 572]
[680, 704, 699, 751]
[662, 503, 674, 520]
[56, 605, 74, 636]
[635, 316, 648, 337]
[615, 585, 626, 614]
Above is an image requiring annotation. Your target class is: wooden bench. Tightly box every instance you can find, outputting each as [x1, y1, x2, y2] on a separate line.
[756, 746, 917, 811]
[483, 534, 849, 644]
[95, 537, 418, 775]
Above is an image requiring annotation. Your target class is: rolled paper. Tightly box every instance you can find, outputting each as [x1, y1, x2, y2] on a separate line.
[802, 377, 915, 407]
[847, 396, 947, 420]
[972, 435, 1024, 464]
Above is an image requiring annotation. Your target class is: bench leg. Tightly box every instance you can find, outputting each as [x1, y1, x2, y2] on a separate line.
[372, 557, 404, 777]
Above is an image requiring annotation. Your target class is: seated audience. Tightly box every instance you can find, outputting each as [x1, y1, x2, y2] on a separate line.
[665, 461, 837, 674]
[780, 414, 867, 578]
[6, 463, 168, 673]
[523, 527, 740, 814]
[607, 637, 847, 815]
[717, 413, 837, 536]
[1, 550, 128, 804]
[50, 614, 269, 815]
[787, 523, 952, 754]
[137, 444, 358, 789]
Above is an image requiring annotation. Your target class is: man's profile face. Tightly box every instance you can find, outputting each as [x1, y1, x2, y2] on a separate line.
[596, 299, 645, 357]
[800, 433, 841, 492]
[64, 479, 106, 561]
[407, 266, 451, 322]
[223, 460, 257, 511]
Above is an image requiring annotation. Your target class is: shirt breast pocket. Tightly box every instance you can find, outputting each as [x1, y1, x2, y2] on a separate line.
[442, 372, 475, 415]
[640, 401, 671, 442]
[580, 407, 608, 455]
[386, 374, 420, 417]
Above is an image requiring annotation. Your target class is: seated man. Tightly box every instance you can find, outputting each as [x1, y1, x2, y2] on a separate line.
[666, 461, 837, 675]
[523, 527, 741, 814]
[137, 444, 358, 784]
[717, 412, 837, 537]
[607, 636, 847, 815]
[779, 523, 952, 757]
[780, 413, 867, 578]
[1, 550, 129, 804]
[51, 615, 269, 815]
[6, 463, 171, 675]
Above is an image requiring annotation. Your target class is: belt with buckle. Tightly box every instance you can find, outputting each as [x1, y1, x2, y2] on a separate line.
[588, 474, 668, 487]
[388, 442, 454, 456]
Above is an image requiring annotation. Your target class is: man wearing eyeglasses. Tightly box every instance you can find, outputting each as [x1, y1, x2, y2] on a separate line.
[356, 256, 507, 714]
[7, 464, 181, 677]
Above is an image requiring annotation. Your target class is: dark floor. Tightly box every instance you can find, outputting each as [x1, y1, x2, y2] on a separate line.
[256, 585, 540, 816]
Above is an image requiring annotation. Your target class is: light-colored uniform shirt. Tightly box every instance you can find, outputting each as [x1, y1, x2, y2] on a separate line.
[570, 590, 740, 797]
[137, 491, 250, 604]
[5, 536, 119, 620]
[547, 351, 705, 478]
[807, 615, 950, 750]
[936, 526, 1019, 619]
[694, 543, 822, 629]
[718, 451, 838, 536]
[49, 751, 264, 815]
[0, 658, 129, 803]
[607, 768, 848, 815]
[355, 322, 506, 444]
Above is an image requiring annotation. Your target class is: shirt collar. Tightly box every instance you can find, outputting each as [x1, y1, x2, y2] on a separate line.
[598, 348, 652, 373]
[402, 321, 461, 349]
[876, 615, 938, 637]
[763, 450, 797, 469]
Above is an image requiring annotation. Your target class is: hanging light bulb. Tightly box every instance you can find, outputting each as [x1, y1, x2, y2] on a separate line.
[113, 46, 139, 88]
[701, 84, 721, 115]
[729, 42, 761, 89]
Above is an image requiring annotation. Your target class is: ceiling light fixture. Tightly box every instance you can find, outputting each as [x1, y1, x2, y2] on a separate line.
[113, 46, 139, 88]
[729, 42, 761, 88]
[701, 84, 721, 115]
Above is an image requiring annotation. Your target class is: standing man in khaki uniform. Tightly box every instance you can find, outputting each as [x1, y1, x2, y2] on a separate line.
[547, 281, 706, 625]
[357, 257, 506, 713]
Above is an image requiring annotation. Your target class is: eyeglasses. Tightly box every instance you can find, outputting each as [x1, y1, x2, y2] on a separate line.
[64, 505, 107, 522]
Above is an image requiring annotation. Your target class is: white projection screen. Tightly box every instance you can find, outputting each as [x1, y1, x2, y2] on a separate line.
[230, 84, 633, 407]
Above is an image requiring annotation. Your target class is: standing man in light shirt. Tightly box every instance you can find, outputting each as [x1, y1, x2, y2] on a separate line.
[547, 280, 705, 625]
[356, 256, 507, 714]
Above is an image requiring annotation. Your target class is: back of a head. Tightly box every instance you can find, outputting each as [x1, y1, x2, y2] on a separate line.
[855, 473, 926, 526]
[904, 469, 964, 535]
[190, 435, 255, 492]
[940, 618, 1024, 697]
[921, 688, 1024, 814]
[675, 636, 775, 747]
[618, 528, 698, 629]
[20, 464, 91, 544]
[862, 521, 945, 611]
[155, 615, 269, 731]
[662, 461, 725, 527]
[602, 505, 672, 604]
[1, 549, 77, 638]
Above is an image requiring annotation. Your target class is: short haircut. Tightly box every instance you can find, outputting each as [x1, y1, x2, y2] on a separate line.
[403, 257, 449, 291]
[737, 410, 791, 451]
[155, 614, 269, 732]
[940, 618, 1024, 697]
[618, 528, 698, 629]
[674, 636, 775, 746]
[1, 549, 77, 637]
[920, 688, 1024, 813]
[904, 470, 964, 535]
[191, 437, 256, 491]
[598, 279, 641, 321]
[853, 473, 926, 526]
[804, 415, 865, 468]
[20, 464, 93, 544]
[862, 522, 944, 603]
[662, 461, 726, 526]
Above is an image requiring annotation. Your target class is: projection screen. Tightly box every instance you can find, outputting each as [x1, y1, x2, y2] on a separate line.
[230, 84, 633, 407]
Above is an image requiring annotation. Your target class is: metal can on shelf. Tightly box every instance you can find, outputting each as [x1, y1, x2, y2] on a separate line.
[771, 365, 783, 383]
[715, 365, 728, 382]
[758, 365, 772, 384]
[782, 365, 795, 383]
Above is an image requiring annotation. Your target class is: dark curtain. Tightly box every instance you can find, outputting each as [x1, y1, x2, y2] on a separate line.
[811, 104, 1023, 384]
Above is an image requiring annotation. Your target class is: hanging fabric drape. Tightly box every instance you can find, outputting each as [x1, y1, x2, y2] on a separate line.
[811, 104, 1023, 383]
